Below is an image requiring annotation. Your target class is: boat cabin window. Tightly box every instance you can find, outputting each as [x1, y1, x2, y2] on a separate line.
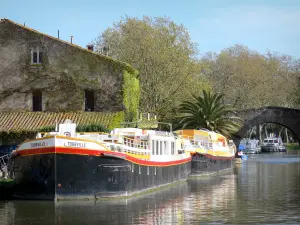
[152, 140, 155, 155]
[163, 141, 167, 154]
[85, 90, 95, 111]
[32, 90, 42, 111]
[160, 141, 163, 155]
[171, 142, 175, 155]
[152, 140, 168, 155]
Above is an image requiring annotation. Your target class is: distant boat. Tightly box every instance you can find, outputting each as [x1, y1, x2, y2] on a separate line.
[261, 137, 286, 152]
[240, 139, 261, 154]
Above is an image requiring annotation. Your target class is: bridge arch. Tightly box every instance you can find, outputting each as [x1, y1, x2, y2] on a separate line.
[233, 106, 300, 146]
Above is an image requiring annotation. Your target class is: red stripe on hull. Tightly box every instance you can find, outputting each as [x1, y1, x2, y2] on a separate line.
[12, 147, 192, 167]
[125, 155, 191, 167]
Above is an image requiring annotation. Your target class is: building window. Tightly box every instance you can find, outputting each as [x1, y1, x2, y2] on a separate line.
[85, 90, 95, 111]
[31, 46, 43, 64]
[32, 90, 42, 111]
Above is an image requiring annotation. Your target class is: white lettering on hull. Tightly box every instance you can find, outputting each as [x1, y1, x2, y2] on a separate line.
[64, 141, 87, 148]
[30, 142, 48, 148]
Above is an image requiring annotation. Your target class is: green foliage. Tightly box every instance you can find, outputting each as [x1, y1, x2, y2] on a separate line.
[0, 178, 14, 184]
[285, 143, 300, 150]
[77, 124, 110, 133]
[37, 126, 55, 132]
[38, 123, 110, 133]
[95, 16, 207, 119]
[0, 131, 34, 140]
[201, 45, 299, 109]
[109, 111, 125, 129]
[122, 70, 140, 122]
[178, 90, 243, 137]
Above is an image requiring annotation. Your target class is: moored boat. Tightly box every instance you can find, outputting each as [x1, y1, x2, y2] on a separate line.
[241, 138, 261, 154]
[174, 129, 236, 174]
[261, 137, 286, 152]
[8, 120, 192, 200]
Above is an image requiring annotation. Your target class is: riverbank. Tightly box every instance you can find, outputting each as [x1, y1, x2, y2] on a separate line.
[0, 178, 14, 200]
[286, 143, 300, 151]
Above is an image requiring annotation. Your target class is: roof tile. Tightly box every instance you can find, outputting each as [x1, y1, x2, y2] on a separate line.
[0, 111, 121, 132]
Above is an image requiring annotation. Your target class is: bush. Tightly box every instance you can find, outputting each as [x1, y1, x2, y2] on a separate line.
[285, 143, 300, 150]
[38, 123, 110, 133]
[76, 124, 110, 133]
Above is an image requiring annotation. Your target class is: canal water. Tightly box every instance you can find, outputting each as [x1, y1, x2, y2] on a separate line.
[0, 151, 300, 225]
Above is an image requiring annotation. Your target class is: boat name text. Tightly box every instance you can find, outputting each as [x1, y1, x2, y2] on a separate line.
[64, 141, 87, 148]
[30, 142, 48, 148]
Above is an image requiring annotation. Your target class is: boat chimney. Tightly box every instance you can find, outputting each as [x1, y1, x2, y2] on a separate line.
[87, 44, 94, 51]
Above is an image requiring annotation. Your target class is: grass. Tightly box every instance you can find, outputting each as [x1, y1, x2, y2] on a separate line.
[0, 178, 14, 187]
[0, 178, 13, 183]
[285, 143, 300, 151]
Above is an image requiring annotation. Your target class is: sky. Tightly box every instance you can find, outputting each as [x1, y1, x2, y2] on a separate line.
[1, 0, 300, 58]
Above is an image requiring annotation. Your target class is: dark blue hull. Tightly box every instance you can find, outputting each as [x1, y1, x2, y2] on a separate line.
[9, 154, 191, 200]
[191, 154, 233, 174]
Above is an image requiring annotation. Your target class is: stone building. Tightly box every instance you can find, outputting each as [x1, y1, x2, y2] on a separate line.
[0, 18, 139, 115]
[0, 18, 139, 150]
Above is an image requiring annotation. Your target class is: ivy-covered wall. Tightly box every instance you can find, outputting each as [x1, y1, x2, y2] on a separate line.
[122, 70, 140, 122]
[0, 19, 139, 120]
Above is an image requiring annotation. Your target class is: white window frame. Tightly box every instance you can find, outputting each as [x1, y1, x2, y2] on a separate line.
[31, 46, 43, 64]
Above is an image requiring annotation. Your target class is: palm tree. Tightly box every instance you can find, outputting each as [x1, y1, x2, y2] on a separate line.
[178, 90, 243, 137]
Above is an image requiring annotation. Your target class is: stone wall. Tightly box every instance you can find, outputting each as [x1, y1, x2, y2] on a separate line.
[0, 19, 139, 115]
[233, 106, 300, 146]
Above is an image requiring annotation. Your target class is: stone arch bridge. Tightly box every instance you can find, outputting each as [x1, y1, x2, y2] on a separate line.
[232, 106, 300, 146]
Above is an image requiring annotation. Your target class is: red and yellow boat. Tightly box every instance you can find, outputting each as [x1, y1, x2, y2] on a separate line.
[8, 121, 192, 200]
[174, 129, 236, 174]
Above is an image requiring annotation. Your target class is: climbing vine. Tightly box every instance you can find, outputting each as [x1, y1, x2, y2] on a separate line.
[122, 70, 140, 122]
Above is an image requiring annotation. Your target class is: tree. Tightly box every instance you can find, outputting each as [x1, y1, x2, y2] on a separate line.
[94, 16, 209, 120]
[178, 90, 243, 137]
[200, 45, 298, 109]
[292, 59, 300, 106]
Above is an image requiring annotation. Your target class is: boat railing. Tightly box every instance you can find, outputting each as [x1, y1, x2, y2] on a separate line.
[106, 142, 151, 156]
[123, 137, 149, 150]
[0, 154, 9, 174]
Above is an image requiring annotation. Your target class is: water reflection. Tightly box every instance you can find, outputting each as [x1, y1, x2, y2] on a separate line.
[0, 201, 55, 225]
[0, 153, 300, 224]
[55, 182, 190, 225]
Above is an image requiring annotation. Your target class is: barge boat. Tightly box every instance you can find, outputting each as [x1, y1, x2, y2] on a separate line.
[175, 129, 236, 174]
[8, 120, 192, 200]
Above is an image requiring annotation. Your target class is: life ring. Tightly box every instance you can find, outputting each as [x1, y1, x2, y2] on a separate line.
[64, 132, 71, 137]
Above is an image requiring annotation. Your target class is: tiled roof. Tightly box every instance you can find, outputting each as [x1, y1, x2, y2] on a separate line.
[0, 111, 122, 132]
[0, 18, 137, 75]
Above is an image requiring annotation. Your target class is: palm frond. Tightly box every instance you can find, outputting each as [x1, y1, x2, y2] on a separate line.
[178, 90, 243, 137]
